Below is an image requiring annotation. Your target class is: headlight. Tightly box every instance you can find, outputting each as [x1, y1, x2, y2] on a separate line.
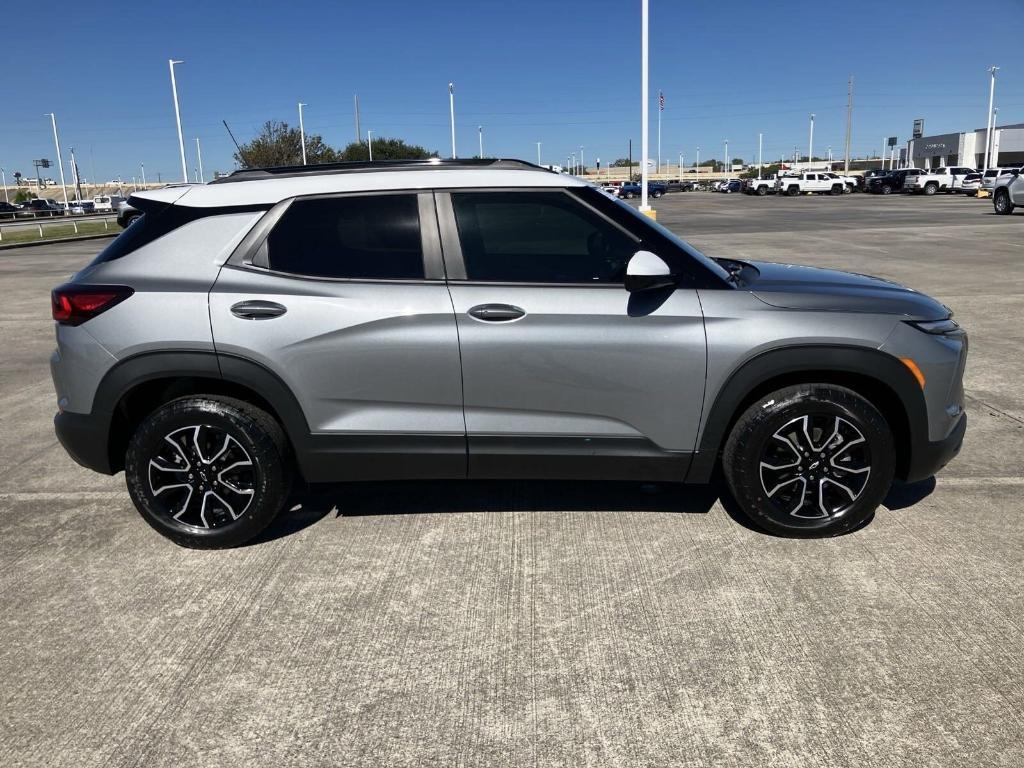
[907, 318, 962, 335]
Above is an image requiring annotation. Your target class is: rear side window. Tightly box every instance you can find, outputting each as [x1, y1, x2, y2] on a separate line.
[90, 204, 202, 264]
[265, 195, 424, 280]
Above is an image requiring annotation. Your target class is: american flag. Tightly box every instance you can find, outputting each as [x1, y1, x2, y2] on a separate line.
[659, 91, 664, 111]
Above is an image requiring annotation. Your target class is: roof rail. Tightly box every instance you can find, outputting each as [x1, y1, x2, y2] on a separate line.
[209, 157, 552, 184]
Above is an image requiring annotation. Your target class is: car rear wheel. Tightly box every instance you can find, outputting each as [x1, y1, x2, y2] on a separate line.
[994, 189, 1015, 215]
[787, 185, 799, 196]
[831, 184, 843, 195]
[722, 384, 895, 538]
[125, 396, 292, 548]
[924, 182, 938, 196]
[881, 184, 892, 195]
[757, 185, 768, 196]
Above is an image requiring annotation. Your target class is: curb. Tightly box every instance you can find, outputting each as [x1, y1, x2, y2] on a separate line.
[0, 233, 117, 251]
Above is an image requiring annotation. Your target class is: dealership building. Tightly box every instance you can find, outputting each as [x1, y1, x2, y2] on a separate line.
[907, 123, 1024, 169]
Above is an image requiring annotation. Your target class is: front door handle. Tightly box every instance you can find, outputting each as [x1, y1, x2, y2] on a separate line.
[230, 300, 287, 320]
[467, 303, 526, 322]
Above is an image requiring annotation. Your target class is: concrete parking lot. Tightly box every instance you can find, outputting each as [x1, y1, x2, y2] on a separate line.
[2, 192, 1022, 767]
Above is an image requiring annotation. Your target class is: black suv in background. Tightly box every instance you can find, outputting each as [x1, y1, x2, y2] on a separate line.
[866, 169, 924, 195]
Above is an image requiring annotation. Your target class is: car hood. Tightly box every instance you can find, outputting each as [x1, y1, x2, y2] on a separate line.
[743, 260, 950, 320]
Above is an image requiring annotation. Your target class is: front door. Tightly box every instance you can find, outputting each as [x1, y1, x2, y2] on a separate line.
[210, 191, 465, 481]
[437, 188, 707, 481]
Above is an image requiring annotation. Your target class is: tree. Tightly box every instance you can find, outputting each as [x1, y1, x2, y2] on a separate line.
[338, 137, 436, 161]
[611, 158, 632, 167]
[13, 189, 32, 203]
[742, 163, 782, 179]
[234, 121, 338, 168]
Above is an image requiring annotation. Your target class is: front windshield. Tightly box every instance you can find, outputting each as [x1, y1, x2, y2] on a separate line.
[607, 195, 732, 283]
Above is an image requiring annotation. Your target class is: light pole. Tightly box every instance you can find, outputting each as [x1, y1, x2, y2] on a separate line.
[140, 163, 146, 186]
[0, 168, 7, 202]
[983, 66, 999, 172]
[757, 133, 763, 179]
[808, 113, 815, 166]
[168, 59, 188, 183]
[827, 145, 832, 165]
[536, 141, 541, 166]
[678, 152, 683, 182]
[448, 82, 456, 159]
[724, 139, 729, 177]
[478, 126, 483, 158]
[639, 0, 650, 212]
[297, 102, 307, 165]
[367, 130, 373, 161]
[571, 153, 576, 175]
[990, 107, 1000, 167]
[580, 145, 584, 175]
[195, 137, 204, 182]
[696, 146, 700, 182]
[45, 113, 70, 213]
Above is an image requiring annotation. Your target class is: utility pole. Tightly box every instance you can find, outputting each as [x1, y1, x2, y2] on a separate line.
[678, 152, 683, 182]
[195, 137, 204, 182]
[696, 146, 700, 181]
[297, 102, 307, 165]
[354, 94, 361, 144]
[639, 0, 650, 212]
[580, 145, 584, 175]
[758, 133, 763, 178]
[724, 139, 729, 177]
[628, 138, 633, 181]
[0, 168, 7, 203]
[808, 113, 815, 167]
[448, 82, 456, 159]
[478, 126, 483, 159]
[140, 163, 146, 186]
[367, 130, 373, 161]
[843, 75, 853, 174]
[70, 147, 83, 201]
[45, 113, 70, 213]
[536, 142, 541, 166]
[168, 60, 188, 183]
[982, 66, 999, 173]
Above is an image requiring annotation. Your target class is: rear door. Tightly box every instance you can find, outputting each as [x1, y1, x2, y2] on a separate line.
[437, 187, 707, 480]
[209, 191, 465, 480]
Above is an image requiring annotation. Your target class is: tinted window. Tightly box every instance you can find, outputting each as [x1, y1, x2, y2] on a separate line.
[452, 191, 636, 283]
[266, 195, 423, 279]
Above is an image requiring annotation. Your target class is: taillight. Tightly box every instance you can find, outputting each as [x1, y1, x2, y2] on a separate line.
[51, 284, 134, 326]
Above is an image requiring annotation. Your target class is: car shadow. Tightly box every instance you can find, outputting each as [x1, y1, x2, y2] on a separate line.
[249, 478, 721, 545]
[249, 474, 941, 545]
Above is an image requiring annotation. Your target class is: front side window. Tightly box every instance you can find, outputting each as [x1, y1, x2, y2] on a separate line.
[451, 191, 636, 283]
[266, 194, 423, 280]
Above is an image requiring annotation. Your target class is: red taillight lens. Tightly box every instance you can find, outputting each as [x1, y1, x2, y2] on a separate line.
[51, 284, 134, 326]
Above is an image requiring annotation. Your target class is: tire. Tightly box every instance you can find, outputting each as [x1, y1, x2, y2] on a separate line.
[787, 185, 799, 196]
[125, 395, 292, 548]
[757, 185, 768, 196]
[722, 384, 895, 538]
[924, 182, 938, 196]
[831, 184, 843, 196]
[624, 191, 634, 199]
[994, 189, 1015, 215]
[881, 184, 892, 195]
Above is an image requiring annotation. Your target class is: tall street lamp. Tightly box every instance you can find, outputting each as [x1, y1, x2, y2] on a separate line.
[45, 113, 70, 212]
[724, 139, 729, 177]
[168, 60, 188, 183]
[580, 145, 584, 175]
[367, 130, 373, 161]
[478, 126, 483, 159]
[140, 163, 146, 186]
[536, 141, 542, 166]
[983, 66, 999, 172]
[639, 0, 651, 212]
[0, 168, 7, 202]
[195, 137, 204, 182]
[808, 113, 815, 166]
[297, 103, 307, 165]
[448, 82, 456, 159]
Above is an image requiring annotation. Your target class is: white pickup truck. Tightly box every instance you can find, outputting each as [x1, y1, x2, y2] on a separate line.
[904, 166, 977, 195]
[775, 173, 846, 196]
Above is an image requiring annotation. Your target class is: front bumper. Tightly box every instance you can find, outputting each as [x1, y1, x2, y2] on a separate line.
[54, 410, 115, 475]
[903, 411, 966, 483]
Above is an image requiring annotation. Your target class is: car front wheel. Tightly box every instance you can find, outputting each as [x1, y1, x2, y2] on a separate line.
[125, 396, 292, 548]
[722, 384, 895, 537]
[994, 189, 1015, 215]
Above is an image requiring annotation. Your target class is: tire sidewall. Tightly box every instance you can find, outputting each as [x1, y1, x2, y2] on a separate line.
[724, 385, 895, 537]
[125, 397, 287, 547]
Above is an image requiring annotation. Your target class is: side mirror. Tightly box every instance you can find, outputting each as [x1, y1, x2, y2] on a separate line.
[625, 250, 675, 293]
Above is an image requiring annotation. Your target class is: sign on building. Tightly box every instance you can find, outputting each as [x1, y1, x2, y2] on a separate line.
[887, 136, 898, 147]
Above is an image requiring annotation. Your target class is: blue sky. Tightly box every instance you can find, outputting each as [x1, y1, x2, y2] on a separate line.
[3, 0, 1022, 181]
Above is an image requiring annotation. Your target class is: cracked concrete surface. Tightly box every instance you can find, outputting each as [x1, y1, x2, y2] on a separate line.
[1, 193, 1022, 767]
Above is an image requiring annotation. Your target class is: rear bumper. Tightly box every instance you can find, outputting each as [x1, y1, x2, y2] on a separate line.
[54, 410, 115, 475]
[903, 412, 966, 483]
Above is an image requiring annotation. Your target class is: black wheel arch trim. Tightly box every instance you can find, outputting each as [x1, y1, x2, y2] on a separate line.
[685, 345, 929, 484]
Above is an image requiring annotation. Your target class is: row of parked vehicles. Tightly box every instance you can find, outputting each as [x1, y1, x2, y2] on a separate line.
[861, 166, 1021, 196]
[0, 195, 127, 219]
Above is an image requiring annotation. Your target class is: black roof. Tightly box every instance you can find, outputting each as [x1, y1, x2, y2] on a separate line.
[210, 157, 552, 184]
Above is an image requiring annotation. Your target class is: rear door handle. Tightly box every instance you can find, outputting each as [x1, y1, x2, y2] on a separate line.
[468, 303, 526, 322]
[230, 300, 287, 320]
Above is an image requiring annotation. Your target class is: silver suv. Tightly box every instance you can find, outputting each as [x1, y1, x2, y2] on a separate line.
[50, 159, 968, 547]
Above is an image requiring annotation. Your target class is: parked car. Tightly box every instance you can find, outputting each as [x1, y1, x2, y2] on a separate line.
[776, 173, 846, 196]
[743, 177, 775, 195]
[663, 180, 694, 193]
[981, 168, 1017, 194]
[116, 200, 142, 228]
[904, 167, 978, 195]
[0, 201, 19, 219]
[720, 180, 743, 193]
[958, 173, 983, 196]
[823, 172, 857, 192]
[69, 199, 96, 214]
[616, 182, 664, 199]
[866, 169, 924, 195]
[16, 198, 62, 217]
[49, 157, 967, 548]
[93, 195, 127, 213]
[992, 168, 1023, 214]
[859, 169, 890, 192]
